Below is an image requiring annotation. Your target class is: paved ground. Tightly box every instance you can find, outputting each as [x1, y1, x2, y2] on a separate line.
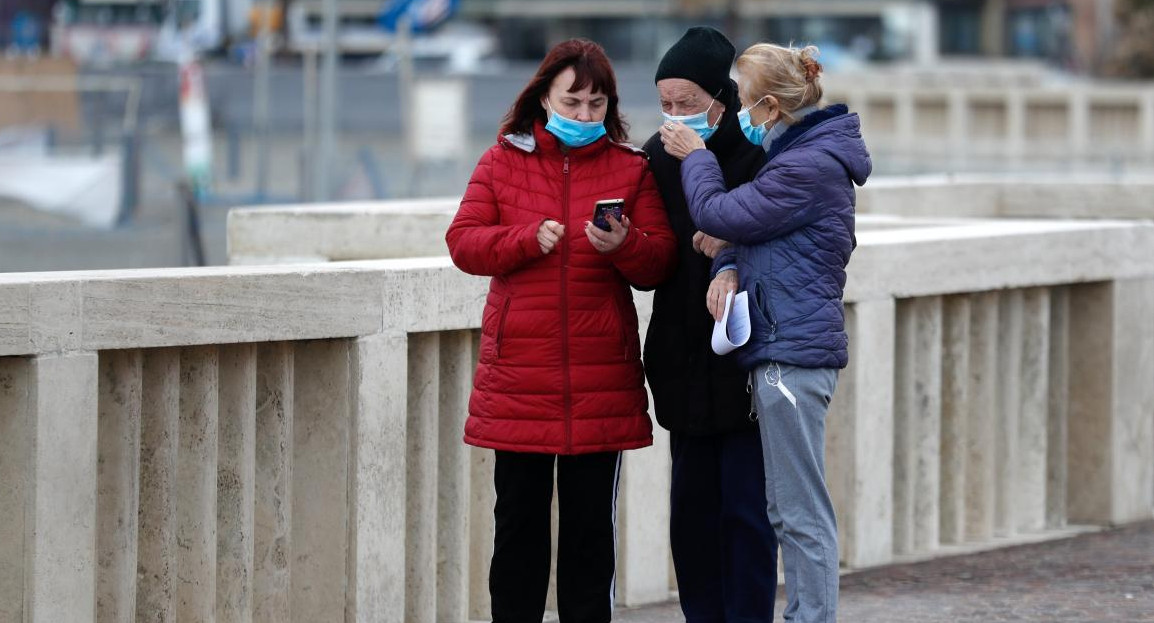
[613, 521, 1154, 622]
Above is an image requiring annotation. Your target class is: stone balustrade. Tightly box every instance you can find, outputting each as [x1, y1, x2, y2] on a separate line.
[2, 205, 1154, 621]
[819, 84, 1154, 167]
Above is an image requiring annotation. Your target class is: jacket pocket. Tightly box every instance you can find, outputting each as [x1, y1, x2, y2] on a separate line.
[752, 280, 778, 342]
[494, 298, 512, 359]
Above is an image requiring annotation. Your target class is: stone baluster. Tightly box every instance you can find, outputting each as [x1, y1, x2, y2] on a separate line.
[97, 350, 143, 623]
[1046, 288, 1070, 529]
[1067, 279, 1154, 524]
[1141, 89, 1154, 160]
[467, 331, 496, 621]
[177, 346, 220, 621]
[965, 292, 999, 542]
[291, 340, 351, 621]
[438, 331, 474, 621]
[1016, 289, 1051, 533]
[827, 299, 896, 568]
[254, 343, 293, 622]
[1006, 91, 1027, 162]
[217, 344, 257, 623]
[1068, 90, 1090, 160]
[348, 333, 409, 623]
[406, 333, 440, 623]
[0, 357, 30, 621]
[137, 349, 181, 622]
[994, 290, 1024, 538]
[939, 295, 971, 545]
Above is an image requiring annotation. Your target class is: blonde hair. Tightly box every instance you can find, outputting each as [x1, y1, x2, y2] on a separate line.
[735, 43, 823, 123]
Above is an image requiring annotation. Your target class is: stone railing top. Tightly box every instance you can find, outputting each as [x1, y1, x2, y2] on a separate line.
[6, 215, 1154, 358]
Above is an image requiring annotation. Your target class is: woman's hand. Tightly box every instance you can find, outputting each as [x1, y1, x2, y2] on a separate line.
[585, 214, 631, 254]
[707, 269, 738, 322]
[537, 220, 566, 254]
[660, 121, 706, 160]
[692, 231, 730, 259]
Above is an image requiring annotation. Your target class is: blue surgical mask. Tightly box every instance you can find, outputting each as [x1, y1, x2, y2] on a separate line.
[738, 97, 769, 146]
[545, 103, 607, 148]
[662, 99, 719, 141]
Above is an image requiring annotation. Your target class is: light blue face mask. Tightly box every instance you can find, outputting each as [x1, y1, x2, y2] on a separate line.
[738, 97, 769, 146]
[545, 102, 607, 148]
[662, 99, 719, 141]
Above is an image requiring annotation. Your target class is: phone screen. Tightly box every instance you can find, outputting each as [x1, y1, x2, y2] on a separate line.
[593, 199, 625, 232]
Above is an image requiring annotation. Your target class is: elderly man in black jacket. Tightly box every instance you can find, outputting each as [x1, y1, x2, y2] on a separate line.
[642, 26, 779, 622]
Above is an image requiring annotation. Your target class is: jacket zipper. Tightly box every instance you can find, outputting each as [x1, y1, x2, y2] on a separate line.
[494, 297, 511, 359]
[561, 156, 573, 453]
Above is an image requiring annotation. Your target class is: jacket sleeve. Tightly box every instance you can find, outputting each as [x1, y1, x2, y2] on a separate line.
[680, 148, 823, 245]
[607, 166, 677, 288]
[446, 148, 544, 277]
[710, 245, 737, 278]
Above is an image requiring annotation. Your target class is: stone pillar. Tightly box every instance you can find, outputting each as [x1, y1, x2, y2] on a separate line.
[994, 290, 1023, 538]
[97, 350, 143, 623]
[291, 340, 351, 622]
[27, 353, 100, 623]
[910, 1, 940, 67]
[947, 90, 970, 167]
[1046, 288, 1070, 529]
[438, 331, 473, 621]
[468, 332, 495, 622]
[1140, 89, 1154, 161]
[895, 91, 917, 156]
[1068, 279, 1154, 524]
[1016, 289, 1050, 533]
[1068, 90, 1090, 160]
[980, 0, 1006, 57]
[468, 448, 496, 620]
[893, 297, 943, 556]
[406, 333, 440, 623]
[254, 343, 293, 623]
[217, 344, 257, 623]
[939, 296, 970, 545]
[177, 346, 220, 622]
[965, 292, 999, 542]
[617, 427, 672, 605]
[347, 332, 409, 623]
[137, 349, 181, 622]
[827, 299, 896, 568]
[1006, 91, 1026, 162]
[0, 357, 30, 622]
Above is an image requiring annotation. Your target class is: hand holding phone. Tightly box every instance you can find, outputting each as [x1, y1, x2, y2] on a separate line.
[592, 199, 624, 232]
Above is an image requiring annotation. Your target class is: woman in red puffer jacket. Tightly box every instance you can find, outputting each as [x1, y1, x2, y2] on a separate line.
[446, 39, 675, 623]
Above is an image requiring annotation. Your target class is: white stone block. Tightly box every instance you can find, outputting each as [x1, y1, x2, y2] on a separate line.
[1046, 288, 1070, 529]
[616, 426, 672, 606]
[468, 447, 495, 621]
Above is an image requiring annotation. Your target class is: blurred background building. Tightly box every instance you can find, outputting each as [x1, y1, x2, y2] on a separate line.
[1, 0, 1153, 271]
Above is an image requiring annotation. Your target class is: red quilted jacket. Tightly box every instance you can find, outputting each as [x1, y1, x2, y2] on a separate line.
[446, 122, 677, 455]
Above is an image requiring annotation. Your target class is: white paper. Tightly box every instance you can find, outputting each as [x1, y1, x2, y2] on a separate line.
[711, 290, 751, 355]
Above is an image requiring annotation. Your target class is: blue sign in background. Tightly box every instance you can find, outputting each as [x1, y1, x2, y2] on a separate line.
[378, 0, 459, 34]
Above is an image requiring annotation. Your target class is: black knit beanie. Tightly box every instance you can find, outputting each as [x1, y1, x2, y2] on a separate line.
[655, 26, 736, 103]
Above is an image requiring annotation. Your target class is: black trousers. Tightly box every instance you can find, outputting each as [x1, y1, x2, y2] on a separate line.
[670, 428, 779, 623]
[490, 450, 622, 623]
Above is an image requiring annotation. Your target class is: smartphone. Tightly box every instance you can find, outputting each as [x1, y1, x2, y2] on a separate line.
[593, 199, 625, 232]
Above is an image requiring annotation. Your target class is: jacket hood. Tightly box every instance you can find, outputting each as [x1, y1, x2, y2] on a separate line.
[768, 104, 872, 187]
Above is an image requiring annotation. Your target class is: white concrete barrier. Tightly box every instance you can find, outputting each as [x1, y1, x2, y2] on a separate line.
[1, 206, 1153, 621]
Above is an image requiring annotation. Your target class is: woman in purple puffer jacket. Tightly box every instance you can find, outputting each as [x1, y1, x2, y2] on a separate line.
[660, 43, 871, 623]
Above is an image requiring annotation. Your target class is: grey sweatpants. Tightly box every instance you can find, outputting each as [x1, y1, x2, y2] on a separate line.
[753, 361, 839, 623]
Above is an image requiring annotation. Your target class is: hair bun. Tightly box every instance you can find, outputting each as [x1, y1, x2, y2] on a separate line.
[800, 56, 822, 83]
